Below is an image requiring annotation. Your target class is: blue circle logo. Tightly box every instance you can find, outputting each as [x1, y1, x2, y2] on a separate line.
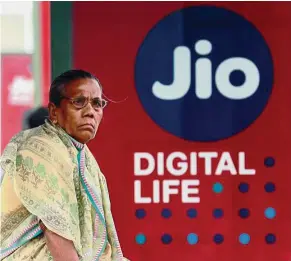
[135, 6, 273, 141]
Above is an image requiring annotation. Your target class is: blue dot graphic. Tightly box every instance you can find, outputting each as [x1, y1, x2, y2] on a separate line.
[161, 208, 172, 219]
[213, 208, 224, 218]
[264, 182, 275, 193]
[135, 209, 146, 219]
[187, 208, 198, 218]
[238, 182, 249, 193]
[213, 234, 224, 244]
[187, 233, 199, 245]
[135, 233, 146, 245]
[265, 233, 276, 244]
[213, 182, 224, 193]
[265, 207, 276, 219]
[239, 233, 250, 245]
[161, 234, 172, 244]
[264, 157, 275, 167]
[239, 208, 250, 218]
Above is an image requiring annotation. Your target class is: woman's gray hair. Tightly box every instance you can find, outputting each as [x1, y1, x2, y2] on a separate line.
[49, 69, 102, 107]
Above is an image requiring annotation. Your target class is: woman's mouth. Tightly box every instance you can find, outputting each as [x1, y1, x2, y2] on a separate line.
[79, 124, 95, 131]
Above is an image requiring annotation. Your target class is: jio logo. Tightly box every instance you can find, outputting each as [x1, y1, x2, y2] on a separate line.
[135, 6, 273, 142]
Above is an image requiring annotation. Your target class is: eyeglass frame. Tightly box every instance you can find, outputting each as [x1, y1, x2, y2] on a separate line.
[60, 95, 108, 110]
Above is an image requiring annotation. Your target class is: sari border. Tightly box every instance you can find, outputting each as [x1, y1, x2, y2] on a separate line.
[112, 229, 124, 261]
[76, 149, 107, 259]
[79, 167, 106, 225]
[0, 219, 42, 259]
[93, 229, 107, 261]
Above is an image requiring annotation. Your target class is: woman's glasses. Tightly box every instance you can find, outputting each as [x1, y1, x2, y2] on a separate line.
[62, 95, 108, 110]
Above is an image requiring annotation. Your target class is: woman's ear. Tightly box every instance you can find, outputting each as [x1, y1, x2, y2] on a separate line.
[48, 102, 58, 124]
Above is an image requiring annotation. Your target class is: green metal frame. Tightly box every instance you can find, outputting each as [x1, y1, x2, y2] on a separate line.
[50, 2, 73, 80]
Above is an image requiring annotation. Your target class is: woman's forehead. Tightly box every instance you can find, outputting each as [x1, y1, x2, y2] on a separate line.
[65, 78, 102, 97]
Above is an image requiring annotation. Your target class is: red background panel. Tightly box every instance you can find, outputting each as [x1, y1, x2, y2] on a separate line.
[1, 55, 33, 152]
[40, 1, 51, 106]
[73, 2, 291, 261]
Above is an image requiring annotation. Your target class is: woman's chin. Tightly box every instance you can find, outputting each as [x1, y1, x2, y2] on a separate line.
[75, 131, 96, 144]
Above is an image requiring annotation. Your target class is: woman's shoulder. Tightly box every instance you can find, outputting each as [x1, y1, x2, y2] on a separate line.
[6, 126, 51, 149]
[16, 127, 72, 165]
[16, 127, 76, 174]
[1, 128, 37, 160]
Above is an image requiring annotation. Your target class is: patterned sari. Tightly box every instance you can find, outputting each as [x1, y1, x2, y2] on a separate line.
[0, 120, 128, 261]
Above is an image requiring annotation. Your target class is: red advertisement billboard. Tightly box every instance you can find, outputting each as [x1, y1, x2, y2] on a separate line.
[1, 54, 34, 152]
[73, 2, 291, 261]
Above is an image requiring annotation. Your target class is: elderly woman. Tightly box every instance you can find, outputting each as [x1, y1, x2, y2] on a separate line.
[1, 70, 128, 261]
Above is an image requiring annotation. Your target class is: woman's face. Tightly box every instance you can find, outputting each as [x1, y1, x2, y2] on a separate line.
[49, 78, 104, 144]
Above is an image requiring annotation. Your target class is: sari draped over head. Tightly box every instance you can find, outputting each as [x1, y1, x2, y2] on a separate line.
[0, 120, 128, 261]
